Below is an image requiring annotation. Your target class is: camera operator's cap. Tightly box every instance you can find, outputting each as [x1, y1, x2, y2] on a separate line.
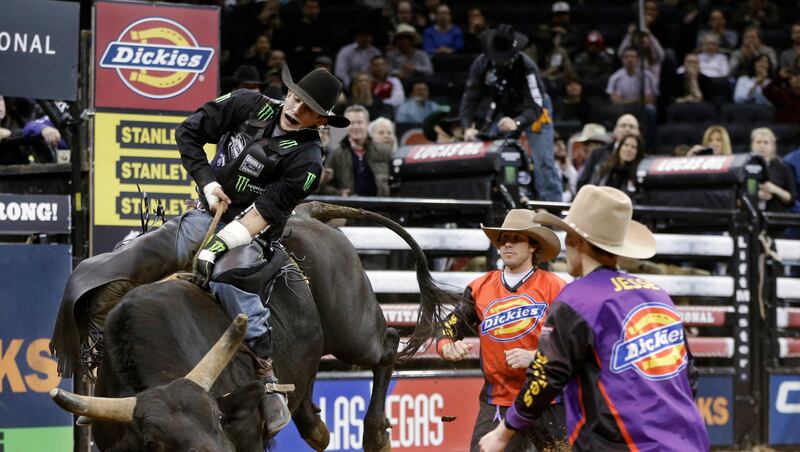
[480, 24, 529, 65]
[481, 209, 561, 262]
[281, 64, 349, 128]
[573, 123, 611, 144]
[534, 185, 656, 259]
[552, 1, 570, 14]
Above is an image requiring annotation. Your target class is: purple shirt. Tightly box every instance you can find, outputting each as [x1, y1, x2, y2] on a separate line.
[506, 267, 709, 451]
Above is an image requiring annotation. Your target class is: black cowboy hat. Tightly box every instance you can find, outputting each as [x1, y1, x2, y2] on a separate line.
[281, 64, 349, 128]
[422, 108, 461, 142]
[233, 65, 266, 85]
[480, 24, 529, 65]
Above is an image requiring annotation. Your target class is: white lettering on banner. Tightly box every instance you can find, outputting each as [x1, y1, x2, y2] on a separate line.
[651, 156, 732, 174]
[0, 32, 55, 55]
[318, 396, 365, 450]
[409, 142, 484, 161]
[386, 393, 444, 448]
[0, 202, 58, 222]
[776, 381, 800, 414]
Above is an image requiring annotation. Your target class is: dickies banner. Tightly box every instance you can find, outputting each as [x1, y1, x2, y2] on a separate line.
[0, 0, 80, 100]
[92, 112, 214, 254]
[94, 0, 219, 112]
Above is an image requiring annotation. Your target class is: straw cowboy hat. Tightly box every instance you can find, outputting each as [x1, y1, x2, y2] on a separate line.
[573, 123, 610, 144]
[534, 185, 656, 259]
[281, 64, 350, 128]
[481, 209, 561, 262]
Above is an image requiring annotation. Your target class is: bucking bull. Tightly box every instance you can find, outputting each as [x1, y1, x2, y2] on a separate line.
[49, 202, 463, 451]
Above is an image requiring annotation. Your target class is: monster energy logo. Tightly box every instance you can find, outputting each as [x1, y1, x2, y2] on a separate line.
[303, 171, 317, 192]
[207, 239, 227, 253]
[257, 103, 274, 120]
[279, 139, 298, 148]
[235, 175, 250, 192]
[214, 93, 231, 103]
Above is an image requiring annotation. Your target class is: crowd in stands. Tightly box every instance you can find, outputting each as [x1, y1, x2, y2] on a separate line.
[2, 0, 798, 234]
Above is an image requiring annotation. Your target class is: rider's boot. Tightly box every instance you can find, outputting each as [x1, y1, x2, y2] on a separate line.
[251, 331, 291, 435]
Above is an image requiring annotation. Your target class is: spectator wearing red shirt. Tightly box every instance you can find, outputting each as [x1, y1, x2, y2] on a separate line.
[763, 68, 800, 127]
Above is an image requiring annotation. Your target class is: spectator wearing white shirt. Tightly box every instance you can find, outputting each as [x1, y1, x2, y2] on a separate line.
[335, 29, 382, 88]
[617, 28, 665, 81]
[730, 27, 778, 78]
[734, 53, 773, 105]
[606, 47, 658, 105]
[698, 34, 730, 78]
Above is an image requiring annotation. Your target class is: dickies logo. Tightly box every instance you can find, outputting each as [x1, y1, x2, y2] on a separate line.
[610, 303, 687, 380]
[240, 155, 264, 177]
[99, 17, 215, 99]
[480, 294, 547, 342]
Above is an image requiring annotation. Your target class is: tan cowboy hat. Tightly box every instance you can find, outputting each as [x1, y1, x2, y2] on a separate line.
[481, 209, 561, 262]
[573, 123, 610, 144]
[534, 185, 656, 259]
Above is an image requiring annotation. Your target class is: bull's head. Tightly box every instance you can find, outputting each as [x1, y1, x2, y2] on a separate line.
[50, 315, 266, 452]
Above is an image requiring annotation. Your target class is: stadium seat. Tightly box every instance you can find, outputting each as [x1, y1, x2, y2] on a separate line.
[666, 102, 718, 125]
[707, 77, 733, 105]
[770, 123, 800, 156]
[760, 27, 790, 52]
[431, 53, 476, 76]
[723, 123, 754, 153]
[719, 103, 775, 124]
[655, 123, 703, 154]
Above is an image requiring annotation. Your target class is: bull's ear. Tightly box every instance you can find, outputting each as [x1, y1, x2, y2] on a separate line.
[217, 381, 266, 422]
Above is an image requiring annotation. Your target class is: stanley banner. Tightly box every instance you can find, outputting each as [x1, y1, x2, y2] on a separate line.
[92, 111, 214, 254]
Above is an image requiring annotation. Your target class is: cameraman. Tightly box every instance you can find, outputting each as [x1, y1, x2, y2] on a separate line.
[459, 24, 562, 202]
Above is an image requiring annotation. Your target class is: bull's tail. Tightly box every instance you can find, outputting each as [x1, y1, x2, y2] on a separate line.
[306, 201, 464, 361]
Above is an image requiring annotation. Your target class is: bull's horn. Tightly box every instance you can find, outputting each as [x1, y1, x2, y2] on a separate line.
[185, 314, 248, 391]
[49, 388, 135, 423]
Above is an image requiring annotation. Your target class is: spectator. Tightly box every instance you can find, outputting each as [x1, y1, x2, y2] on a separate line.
[463, 6, 488, 54]
[22, 116, 68, 150]
[266, 49, 286, 74]
[242, 34, 272, 78]
[320, 105, 392, 197]
[395, 1, 414, 27]
[588, 134, 644, 198]
[422, 0, 441, 28]
[551, 1, 581, 57]
[618, 28, 665, 81]
[554, 77, 592, 124]
[730, 27, 777, 78]
[555, 133, 578, 201]
[783, 147, 800, 239]
[779, 22, 800, 71]
[313, 55, 333, 72]
[570, 123, 611, 172]
[0, 97, 17, 143]
[696, 9, 738, 53]
[763, 68, 800, 126]
[573, 31, 615, 82]
[577, 114, 639, 190]
[369, 55, 405, 107]
[262, 68, 285, 100]
[349, 72, 395, 121]
[386, 25, 434, 81]
[460, 24, 561, 202]
[525, 23, 574, 83]
[733, 53, 774, 106]
[751, 127, 796, 213]
[606, 47, 658, 106]
[422, 4, 463, 55]
[335, 29, 382, 88]
[732, 0, 781, 31]
[698, 34, 730, 78]
[422, 108, 463, 143]
[271, 0, 329, 77]
[688, 125, 733, 156]
[396, 80, 440, 123]
[368, 117, 398, 152]
[673, 52, 712, 104]
[232, 65, 266, 93]
[643, 0, 674, 51]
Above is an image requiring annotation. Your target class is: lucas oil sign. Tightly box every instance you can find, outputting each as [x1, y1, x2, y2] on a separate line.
[94, 1, 219, 112]
[92, 111, 214, 254]
[274, 375, 484, 451]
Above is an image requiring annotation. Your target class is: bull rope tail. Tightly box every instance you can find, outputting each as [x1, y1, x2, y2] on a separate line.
[306, 201, 467, 362]
[192, 204, 227, 274]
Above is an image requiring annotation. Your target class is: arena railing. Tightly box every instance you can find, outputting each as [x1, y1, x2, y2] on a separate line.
[309, 195, 791, 448]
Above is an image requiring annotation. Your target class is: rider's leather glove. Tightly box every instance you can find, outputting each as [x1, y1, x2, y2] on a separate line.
[193, 234, 230, 288]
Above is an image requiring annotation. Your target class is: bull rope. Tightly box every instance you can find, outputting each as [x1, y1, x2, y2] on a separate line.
[192, 204, 227, 275]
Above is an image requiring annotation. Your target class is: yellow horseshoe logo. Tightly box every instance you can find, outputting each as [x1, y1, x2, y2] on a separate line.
[128, 27, 190, 89]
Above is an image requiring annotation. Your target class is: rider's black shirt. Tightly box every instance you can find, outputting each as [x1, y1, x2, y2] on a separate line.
[176, 89, 323, 227]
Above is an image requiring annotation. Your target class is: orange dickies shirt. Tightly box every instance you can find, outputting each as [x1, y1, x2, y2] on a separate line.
[437, 269, 566, 406]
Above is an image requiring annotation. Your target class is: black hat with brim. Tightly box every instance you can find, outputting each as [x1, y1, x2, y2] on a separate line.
[281, 64, 350, 128]
[422, 109, 460, 142]
[233, 65, 266, 85]
[480, 24, 529, 65]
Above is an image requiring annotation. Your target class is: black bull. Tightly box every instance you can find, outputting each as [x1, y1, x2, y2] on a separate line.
[50, 202, 463, 451]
